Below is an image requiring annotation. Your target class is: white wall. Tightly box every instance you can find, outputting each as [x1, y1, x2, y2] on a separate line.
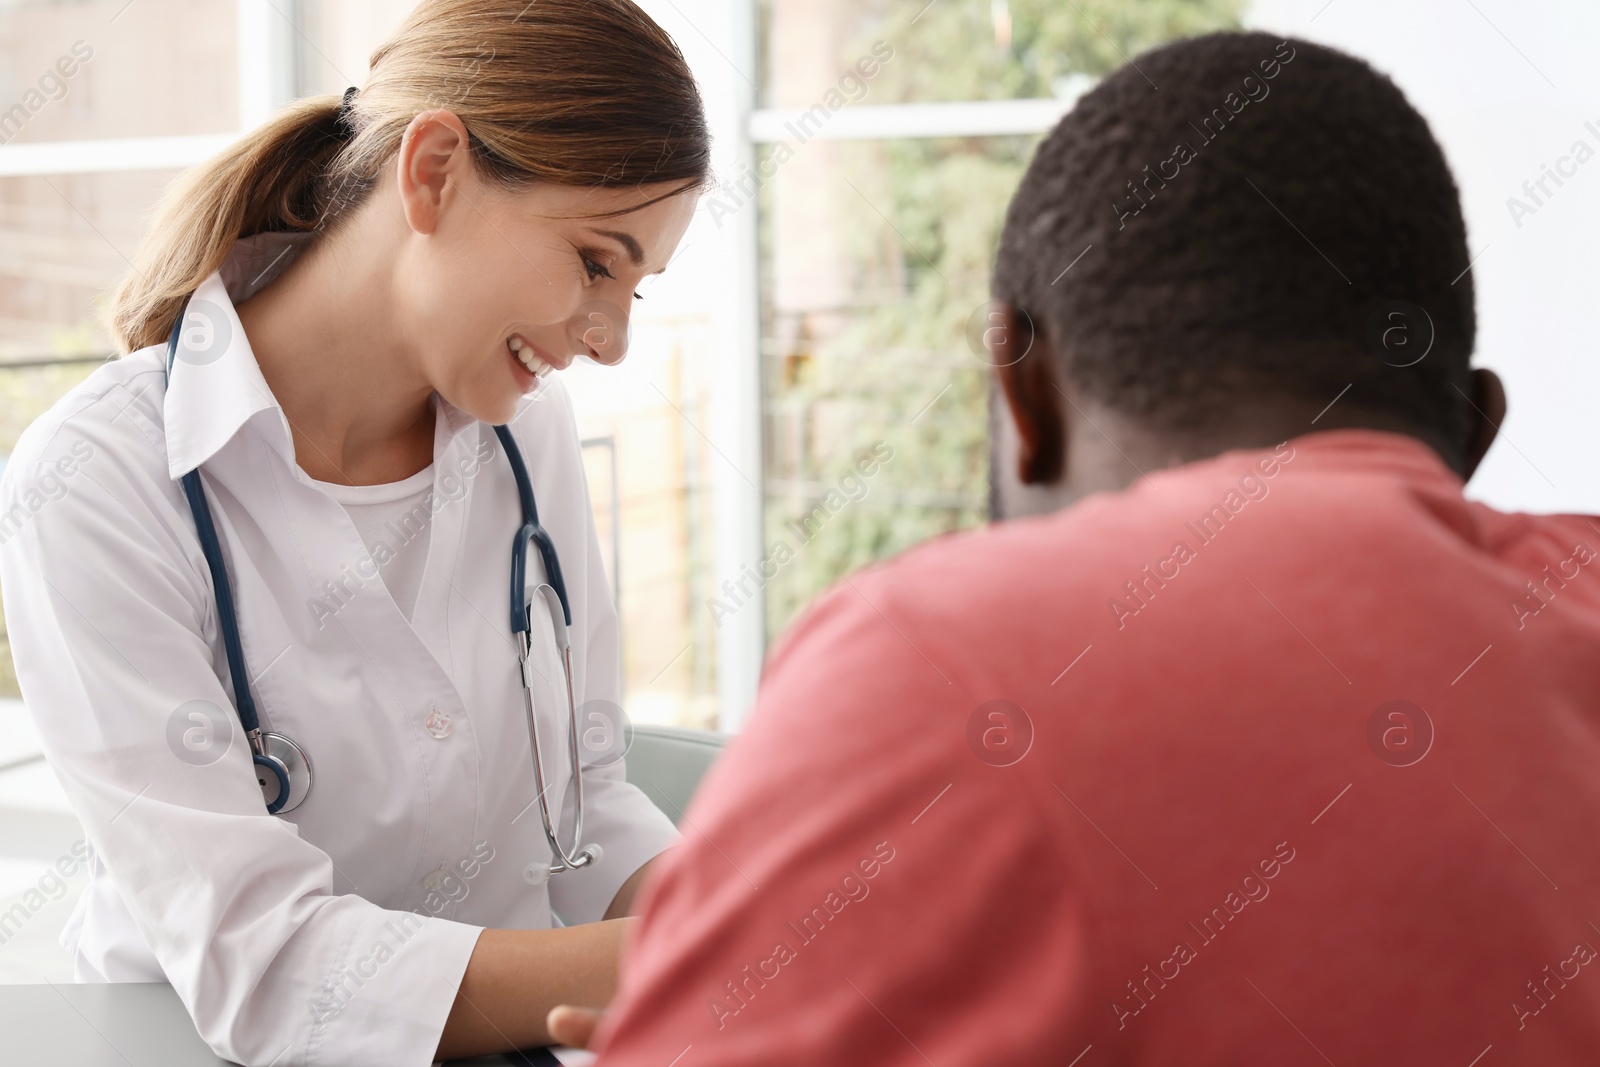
[1248, 0, 1600, 514]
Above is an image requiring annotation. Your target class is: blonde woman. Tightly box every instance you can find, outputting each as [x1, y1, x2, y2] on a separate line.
[0, 1, 708, 1063]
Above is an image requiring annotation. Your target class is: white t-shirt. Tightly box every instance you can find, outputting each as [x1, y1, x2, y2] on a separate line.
[313, 464, 435, 620]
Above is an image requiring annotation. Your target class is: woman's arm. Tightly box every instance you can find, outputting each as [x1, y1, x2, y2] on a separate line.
[0, 402, 483, 1067]
[435, 920, 631, 1059]
[435, 852, 664, 1060]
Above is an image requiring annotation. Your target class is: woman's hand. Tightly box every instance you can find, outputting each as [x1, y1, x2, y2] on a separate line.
[547, 1004, 605, 1049]
[540, 853, 664, 1051]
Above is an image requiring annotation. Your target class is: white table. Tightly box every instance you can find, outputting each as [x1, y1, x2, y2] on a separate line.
[0, 980, 566, 1065]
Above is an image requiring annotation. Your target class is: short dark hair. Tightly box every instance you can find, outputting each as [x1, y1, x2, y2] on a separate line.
[993, 32, 1475, 458]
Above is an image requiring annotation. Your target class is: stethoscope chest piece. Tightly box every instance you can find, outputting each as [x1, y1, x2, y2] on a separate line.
[253, 731, 313, 814]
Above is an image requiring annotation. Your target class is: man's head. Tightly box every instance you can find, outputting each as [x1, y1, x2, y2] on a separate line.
[987, 31, 1503, 518]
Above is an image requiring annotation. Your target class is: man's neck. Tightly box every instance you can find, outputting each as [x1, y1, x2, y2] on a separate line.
[996, 396, 1458, 520]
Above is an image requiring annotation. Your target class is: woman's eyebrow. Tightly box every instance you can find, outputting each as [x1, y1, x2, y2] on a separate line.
[590, 229, 644, 266]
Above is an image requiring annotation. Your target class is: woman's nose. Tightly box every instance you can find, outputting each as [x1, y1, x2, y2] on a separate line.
[572, 299, 631, 366]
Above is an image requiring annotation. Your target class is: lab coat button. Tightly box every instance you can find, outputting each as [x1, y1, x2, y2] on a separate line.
[425, 706, 453, 739]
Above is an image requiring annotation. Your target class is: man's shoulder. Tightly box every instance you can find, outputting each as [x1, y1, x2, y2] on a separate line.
[777, 451, 1262, 622]
[759, 489, 1135, 682]
[762, 434, 1443, 676]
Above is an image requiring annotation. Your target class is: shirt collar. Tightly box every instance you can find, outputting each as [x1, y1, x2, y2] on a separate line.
[1144, 427, 1467, 506]
[1274, 427, 1466, 491]
[162, 230, 483, 480]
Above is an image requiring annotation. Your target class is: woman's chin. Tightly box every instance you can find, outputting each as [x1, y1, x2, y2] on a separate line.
[435, 383, 520, 429]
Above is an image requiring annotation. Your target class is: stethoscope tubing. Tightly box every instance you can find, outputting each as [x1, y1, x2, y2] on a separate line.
[497, 424, 572, 629]
[167, 298, 265, 738]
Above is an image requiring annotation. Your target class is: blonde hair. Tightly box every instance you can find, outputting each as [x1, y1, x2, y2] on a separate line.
[109, 0, 710, 354]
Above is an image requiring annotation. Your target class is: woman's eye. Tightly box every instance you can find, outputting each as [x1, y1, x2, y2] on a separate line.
[581, 255, 614, 282]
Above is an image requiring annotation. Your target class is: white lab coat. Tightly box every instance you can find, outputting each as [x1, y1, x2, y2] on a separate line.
[0, 231, 679, 1067]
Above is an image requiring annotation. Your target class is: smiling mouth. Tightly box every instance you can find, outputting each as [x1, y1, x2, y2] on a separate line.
[507, 334, 555, 379]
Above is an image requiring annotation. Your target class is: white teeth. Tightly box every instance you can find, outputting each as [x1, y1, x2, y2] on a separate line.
[509, 335, 555, 379]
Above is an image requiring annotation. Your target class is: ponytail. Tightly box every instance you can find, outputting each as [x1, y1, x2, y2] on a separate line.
[109, 95, 359, 354]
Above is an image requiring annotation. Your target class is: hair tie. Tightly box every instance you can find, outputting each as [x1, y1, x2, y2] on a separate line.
[335, 86, 359, 137]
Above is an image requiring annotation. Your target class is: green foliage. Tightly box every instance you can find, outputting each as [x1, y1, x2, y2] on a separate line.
[762, 0, 1247, 640]
[849, 0, 1248, 103]
[761, 136, 1019, 637]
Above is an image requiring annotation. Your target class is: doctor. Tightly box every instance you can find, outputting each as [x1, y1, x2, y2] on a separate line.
[0, 1, 707, 1064]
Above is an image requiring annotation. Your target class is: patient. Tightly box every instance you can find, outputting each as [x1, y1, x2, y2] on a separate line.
[564, 31, 1600, 1064]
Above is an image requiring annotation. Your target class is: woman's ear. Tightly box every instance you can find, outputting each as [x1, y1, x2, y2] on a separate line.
[991, 304, 1066, 485]
[395, 109, 472, 236]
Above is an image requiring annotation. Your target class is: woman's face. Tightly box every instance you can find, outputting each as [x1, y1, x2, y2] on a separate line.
[391, 111, 700, 425]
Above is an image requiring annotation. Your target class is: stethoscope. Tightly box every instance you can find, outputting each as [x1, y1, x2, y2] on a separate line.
[164, 294, 600, 882]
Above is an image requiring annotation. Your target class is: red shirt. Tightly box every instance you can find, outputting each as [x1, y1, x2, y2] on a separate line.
[594, 430, 1600, 1066]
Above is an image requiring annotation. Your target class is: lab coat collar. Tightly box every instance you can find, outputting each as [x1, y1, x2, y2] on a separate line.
[163, 230, 481, 480]
[162, 231, 309, 480]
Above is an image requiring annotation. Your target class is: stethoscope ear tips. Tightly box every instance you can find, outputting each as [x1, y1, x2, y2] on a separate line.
[524, 862, 551, 887]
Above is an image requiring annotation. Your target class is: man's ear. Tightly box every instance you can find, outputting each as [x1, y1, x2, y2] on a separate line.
[1462, 367, 1506, 481]
[990, 304, 1065, 485]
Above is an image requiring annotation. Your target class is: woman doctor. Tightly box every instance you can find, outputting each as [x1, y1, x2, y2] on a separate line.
[0, 1, 708, 1064]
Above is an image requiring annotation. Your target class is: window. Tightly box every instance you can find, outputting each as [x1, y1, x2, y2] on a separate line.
[754, 0, 1247, 643]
